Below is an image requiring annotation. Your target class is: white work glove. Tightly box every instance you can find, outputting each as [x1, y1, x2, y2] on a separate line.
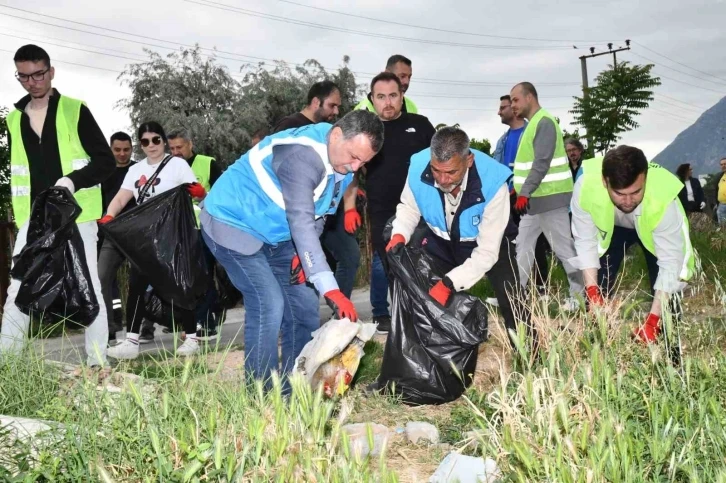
[700, 201, 706, 210]
[55, 177, 75, 194]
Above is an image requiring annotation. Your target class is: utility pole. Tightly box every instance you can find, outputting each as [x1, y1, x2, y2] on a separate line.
[577, 40, 631, 152]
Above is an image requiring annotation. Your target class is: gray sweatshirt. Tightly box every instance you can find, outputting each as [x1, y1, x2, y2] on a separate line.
[518, 114, 571, 215]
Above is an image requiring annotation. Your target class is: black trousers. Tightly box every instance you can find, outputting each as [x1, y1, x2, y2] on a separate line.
[125, 267, 196, 335]
[426, 236, 534, 348]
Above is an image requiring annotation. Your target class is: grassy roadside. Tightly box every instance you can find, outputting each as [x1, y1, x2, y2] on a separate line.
[1, 222, 725, 481]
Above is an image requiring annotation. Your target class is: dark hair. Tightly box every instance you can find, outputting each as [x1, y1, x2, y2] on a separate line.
[675, 163, 691, 182]
[386, 54, 412, 70]
[333, 110, 385, 154]
[137, 121, 167, 145]
[500, 95, 511, 102]
[602, 145, 648, 189]
[370, 71, 402, 93]
[14, 44, 51, 67]
[251, 127, 268, 140]
[513, 82, 538, 100]
[431, 127, 470, 161]
[110, 131, 132, 145]
[565, 138, 585, 152]
[306, 80, 340, 106]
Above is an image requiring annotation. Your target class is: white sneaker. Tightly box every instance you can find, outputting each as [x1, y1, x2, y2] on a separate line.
[107, 339, 140, 360]
[485, 297, 500, 307]
[561, 296, 580, 313]
[176, 337, 200, 357]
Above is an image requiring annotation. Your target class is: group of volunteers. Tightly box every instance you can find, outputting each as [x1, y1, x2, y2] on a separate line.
[1, 44, 696, 380]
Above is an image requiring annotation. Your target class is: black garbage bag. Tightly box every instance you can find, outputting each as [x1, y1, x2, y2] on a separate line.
[379, 246, 488, 405]
[144, 288, 166, 326]
[215, 261, 242, 310]
[11, 187, 99, 326]
[100, 186, 209, 311]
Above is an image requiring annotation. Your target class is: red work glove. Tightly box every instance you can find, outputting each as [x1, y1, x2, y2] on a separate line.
[344, 208, 362, 234]
[585, 285, 605, 308]
[514, 195, 529, 215]
[98, 214, 114, 225]
[290, 254, 306, 285]
[633, 313, 661, 344]
[386, 234, 406, 253]
[429, 277, 453, 306]
[324, 289, 358, 322]
[187, 182, 206, 199]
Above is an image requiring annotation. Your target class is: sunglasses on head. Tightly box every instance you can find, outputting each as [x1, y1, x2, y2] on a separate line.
[140, 136, 162, 147]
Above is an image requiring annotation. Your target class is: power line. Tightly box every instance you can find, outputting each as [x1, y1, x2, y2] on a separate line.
[633, 41, 726, 84]
[657, 92, 711, 110]
[0, 47, 121, 74]
[0, 8, 580, 88]
[647, 106, 697, 123]
[0, 32, 146, 63]
[655, 97, 704, 114]
[184, 0, 575, 51]
[653, 71, 725, 94]
[277, 0, 615, 44]
[630, 51, 726, 87]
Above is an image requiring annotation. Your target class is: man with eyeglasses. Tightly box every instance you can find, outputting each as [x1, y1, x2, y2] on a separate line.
[1, 44, 115, 367]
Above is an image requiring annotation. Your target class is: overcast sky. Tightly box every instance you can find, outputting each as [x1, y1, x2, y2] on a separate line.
[1, 0, 725, 160]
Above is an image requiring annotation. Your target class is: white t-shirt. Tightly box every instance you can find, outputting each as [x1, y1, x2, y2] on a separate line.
[121, 155, 197, 203]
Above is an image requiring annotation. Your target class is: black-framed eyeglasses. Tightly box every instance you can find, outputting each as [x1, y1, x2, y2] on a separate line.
[15, 68, 50, 83]
[140, 136, 162, 147]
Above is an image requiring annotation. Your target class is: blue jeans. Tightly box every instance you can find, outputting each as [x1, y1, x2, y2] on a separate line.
[202, 230, 320, 383]
[718, 203, 726, 226]
[320, 207, 360, 298]
[370, 251, 390, 317]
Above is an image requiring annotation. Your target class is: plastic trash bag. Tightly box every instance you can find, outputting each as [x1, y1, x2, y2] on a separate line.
[11, 187, 99, 326]
[293, 319, 377, 397]
[379, 246, 488, 405]
[215, 261, 242, 310]
[100, 186, 208, 311]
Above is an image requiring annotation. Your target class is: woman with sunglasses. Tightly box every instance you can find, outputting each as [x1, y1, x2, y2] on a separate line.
[101, 121, 207, 359]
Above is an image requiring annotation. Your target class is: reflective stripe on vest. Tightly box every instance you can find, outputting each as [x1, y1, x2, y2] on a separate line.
[512, 108, 573, 197]
[190, 154, 213, 227]
[202, 123, 353, 245]
[579, 157, 695, 281]
[408, 148, 511, 244]
[8, 95, 102, 227]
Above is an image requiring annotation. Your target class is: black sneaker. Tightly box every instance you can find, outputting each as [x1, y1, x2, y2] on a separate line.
[139, 324, 155, 344]
[373, 315, 391, 334]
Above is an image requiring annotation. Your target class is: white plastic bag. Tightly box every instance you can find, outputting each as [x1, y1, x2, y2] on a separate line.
[293, 319, 377, 397]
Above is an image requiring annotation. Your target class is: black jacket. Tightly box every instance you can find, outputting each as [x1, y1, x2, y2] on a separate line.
[9, 89, 115, 204]
[677, 177, 705, 213]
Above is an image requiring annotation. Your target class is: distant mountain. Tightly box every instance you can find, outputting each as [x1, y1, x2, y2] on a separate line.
[652, 96, 726, 176]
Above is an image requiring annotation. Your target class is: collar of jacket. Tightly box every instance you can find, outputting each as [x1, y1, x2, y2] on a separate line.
[420, 159, 486, 212]
[14, 88, 61, 111]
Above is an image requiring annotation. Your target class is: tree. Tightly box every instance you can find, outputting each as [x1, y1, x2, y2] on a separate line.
[239, 56, 362, 129]
[118, 47, 248, 166]
[570, 61, 661, 154]
[119, 47, 364, 166]
[0, 107, 9, 219]
[470, 138, 491, 155]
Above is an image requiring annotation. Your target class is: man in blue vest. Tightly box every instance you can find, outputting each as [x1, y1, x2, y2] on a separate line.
[387, 127, 532, 348]
[201, 111, 384, 384]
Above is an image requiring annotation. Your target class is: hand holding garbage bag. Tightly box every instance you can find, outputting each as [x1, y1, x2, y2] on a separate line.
[10, 187, 99, 326]
[99, 185, 209, 310]
[379, 245, 488, 405]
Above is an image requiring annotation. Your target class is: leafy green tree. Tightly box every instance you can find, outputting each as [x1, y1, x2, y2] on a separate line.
[470, 138, 491, 155]
[118, 47, 248, 166]
[570, 61, 661, 154]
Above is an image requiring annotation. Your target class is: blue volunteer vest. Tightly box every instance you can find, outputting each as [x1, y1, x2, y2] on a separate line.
[203, 123, 353, 244]
[408, 148, 513, 263]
